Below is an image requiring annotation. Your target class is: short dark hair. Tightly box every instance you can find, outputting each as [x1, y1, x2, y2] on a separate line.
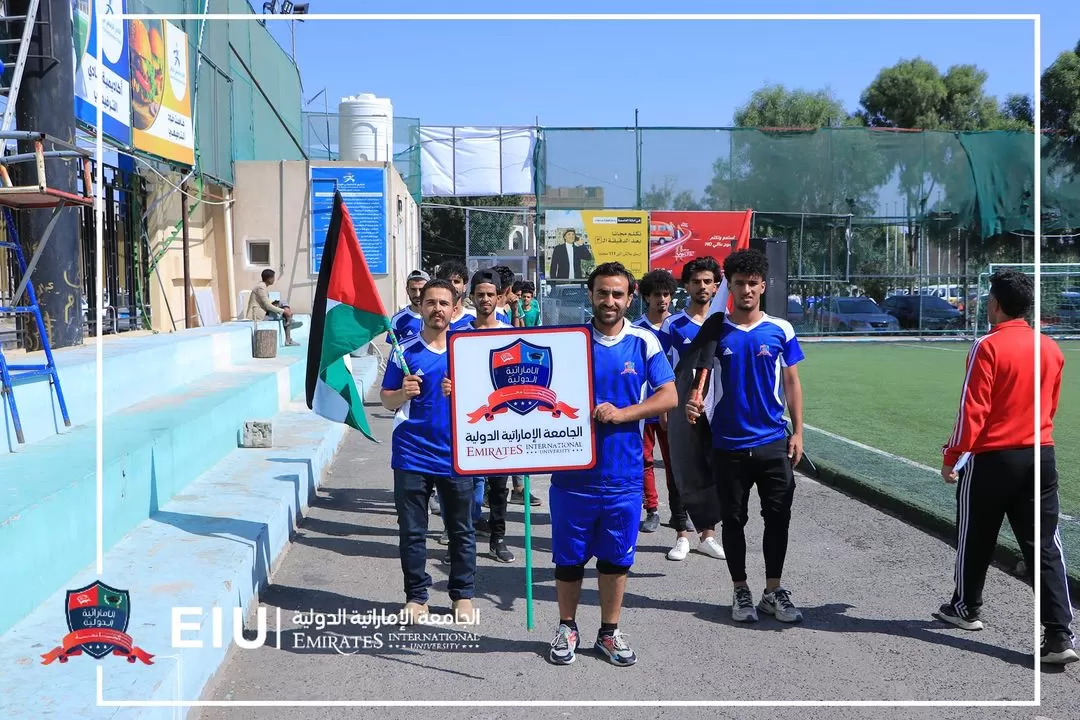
[989, 269, 1034, 318]
[587, 261, 637, 294]
[520, 281, 535, 294]
[681, 256, 721, 286]
[436, 259, 469, 285]
[261, 268, 275, 282]
[723, 249, 769, 282]
[639, 269, 677, 298]
[421, 278, 459, 303]
[491, 265, 515, 290]
[469, 269, 502, 294]
[511, 280, 525, 294]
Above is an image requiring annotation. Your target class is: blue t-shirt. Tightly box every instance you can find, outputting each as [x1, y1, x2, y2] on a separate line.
[660, 310, 705, 369]
[632, 315, 672, 425]
[551, 322, 675, 491]
[450, 306, 477, 332]
[385, 305, 422, 344]
[381, 335, 452, 476]
[709, 314, 805, 451]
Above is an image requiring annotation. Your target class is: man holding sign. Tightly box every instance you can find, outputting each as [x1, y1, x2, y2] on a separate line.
[547, 262, 677, 667]
[380, 279, 477, 626]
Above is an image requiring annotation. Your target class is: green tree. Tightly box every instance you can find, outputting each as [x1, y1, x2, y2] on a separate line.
[420, 195, 526, 269]
[733, 84, 856, 128]
[641, 177, 703, 210]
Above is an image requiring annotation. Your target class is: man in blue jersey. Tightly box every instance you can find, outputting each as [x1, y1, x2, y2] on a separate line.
[660, 257, 725, 562]
[385, 269, 429, 344]
[686, 249, 806, 624]
[548, 262, 677, 667]
[436, 260, 477, 332]
[632, 270, 676, 533]
[442, 270, 516, 564]
[380, 278, 477, 626]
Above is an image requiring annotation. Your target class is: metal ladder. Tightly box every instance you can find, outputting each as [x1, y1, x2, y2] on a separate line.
[0, 0, 41, 133]
[0, 204, 71, 444]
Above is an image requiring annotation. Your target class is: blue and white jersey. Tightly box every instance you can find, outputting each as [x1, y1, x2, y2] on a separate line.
[708, 314, 805, 451]
[551, 322, 676, 491]
[496, 307, 512, 325]
[660, 310, 704, 369]
[385, 305, 422, 344]
[381, 335, 452, 476]
[632, 315, 672, 425]
[449, 306, 477, 331]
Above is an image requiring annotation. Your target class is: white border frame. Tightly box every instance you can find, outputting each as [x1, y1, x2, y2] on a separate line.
[94, 10, 1043, 710]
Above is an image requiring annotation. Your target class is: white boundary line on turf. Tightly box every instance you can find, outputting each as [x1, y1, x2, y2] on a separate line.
[92, 10, 1041, 710]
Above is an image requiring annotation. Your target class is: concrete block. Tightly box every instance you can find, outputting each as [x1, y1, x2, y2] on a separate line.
[242, 420, 273, 448]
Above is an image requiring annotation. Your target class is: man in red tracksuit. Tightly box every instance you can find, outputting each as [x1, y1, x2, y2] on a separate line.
[936, 269, 1076, 665]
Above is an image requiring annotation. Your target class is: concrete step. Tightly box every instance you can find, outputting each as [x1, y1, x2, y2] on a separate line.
[0, 402, 349, 719]
[0, 346, 312, 636]
[1, 318, 311, 455]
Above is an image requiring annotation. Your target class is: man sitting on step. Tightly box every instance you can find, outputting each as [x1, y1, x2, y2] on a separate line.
[246, 269, 301, 346]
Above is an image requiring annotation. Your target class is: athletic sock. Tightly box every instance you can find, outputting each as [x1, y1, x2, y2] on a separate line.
[561, 618, 577, 632]
[599, 622, 617, 637]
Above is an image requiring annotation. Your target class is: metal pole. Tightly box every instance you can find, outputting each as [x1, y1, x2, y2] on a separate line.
[324, 92, 331, 160]
[634, 108, 642, 209]
[181, 183, 192, 329]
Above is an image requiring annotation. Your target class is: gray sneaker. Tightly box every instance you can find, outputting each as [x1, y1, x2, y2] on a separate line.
[758, 587, 803, 623]
[548, 623, 579, 665]
[732, 586, 758, 623]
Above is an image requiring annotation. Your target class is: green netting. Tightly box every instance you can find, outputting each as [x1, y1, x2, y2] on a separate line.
[130, 0, 305, 184]
[974, 263, 1080, 336]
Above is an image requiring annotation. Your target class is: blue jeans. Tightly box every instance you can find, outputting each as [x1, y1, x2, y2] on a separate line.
[394, 470, 476, 604]
[438, 477, 486, 523]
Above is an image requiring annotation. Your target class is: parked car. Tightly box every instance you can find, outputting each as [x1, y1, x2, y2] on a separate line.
[816, 296, 900, 333]
[881, 294, 965, 332]
[542, 285, 592, 326]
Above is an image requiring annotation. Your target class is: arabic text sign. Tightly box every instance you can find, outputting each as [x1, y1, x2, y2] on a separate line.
[72, 0, 131, 146]
[449, 327, 596, 475]
[310, 166, 388, 275]
[130, 18, 194, 165]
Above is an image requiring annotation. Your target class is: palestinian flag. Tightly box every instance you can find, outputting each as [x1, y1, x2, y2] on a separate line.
[305, 190, 391, 441]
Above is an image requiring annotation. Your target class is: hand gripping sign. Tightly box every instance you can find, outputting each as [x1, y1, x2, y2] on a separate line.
[449, 326, 596, 476]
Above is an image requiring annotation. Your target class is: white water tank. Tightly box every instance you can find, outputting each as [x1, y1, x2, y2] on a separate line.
[338, 94, 394, 162]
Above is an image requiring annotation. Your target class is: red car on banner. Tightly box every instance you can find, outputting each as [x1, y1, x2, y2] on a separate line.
[648, 210, 753, 277]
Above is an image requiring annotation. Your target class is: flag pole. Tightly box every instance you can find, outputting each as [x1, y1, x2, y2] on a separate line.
[523, 473, 535, 630]
[385, 326, 413, 376]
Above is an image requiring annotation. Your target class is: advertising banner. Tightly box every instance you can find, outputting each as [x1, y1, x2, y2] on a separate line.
[72, 0, 131, 146]
[449, 327, 596, 476]
[648, 210, 753, 278]
[310, 167, 388, 275]
[543, 210, 649, 282]
[129, 18, 194, 165]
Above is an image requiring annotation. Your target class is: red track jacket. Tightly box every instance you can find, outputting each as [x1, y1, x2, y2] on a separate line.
[942, 319, 1065, 467]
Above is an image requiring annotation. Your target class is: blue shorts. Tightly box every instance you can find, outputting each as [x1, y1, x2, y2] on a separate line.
[549, 485, 642, 568]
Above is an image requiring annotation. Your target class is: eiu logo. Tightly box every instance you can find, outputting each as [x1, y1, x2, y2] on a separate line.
[621, 361, 637, 375]
[467, 340, 579, 423]
[757, 344, 772, 357]
[42, 581, 154, 665]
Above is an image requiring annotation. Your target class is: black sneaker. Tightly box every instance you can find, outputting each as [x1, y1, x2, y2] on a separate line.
[510, 489, 542, 506]
[475, 518, 492, 538]
[528, 492, 542, 507]
[933, 603, 984, 631]
[489, 538, 515, 563]
[1041, 633, 1079, 665]
[641, 510, 660, 533]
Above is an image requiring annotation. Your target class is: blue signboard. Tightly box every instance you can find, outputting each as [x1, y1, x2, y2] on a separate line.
[310, 167, 388, 275]
[72, 0, 132, 146]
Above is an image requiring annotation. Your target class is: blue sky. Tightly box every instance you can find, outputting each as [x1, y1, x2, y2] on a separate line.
[264, 0, 1079, 127]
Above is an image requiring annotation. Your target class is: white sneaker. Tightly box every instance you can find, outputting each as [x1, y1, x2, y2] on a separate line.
[696, 536, 726, 559]
[666, 536, 690, 561]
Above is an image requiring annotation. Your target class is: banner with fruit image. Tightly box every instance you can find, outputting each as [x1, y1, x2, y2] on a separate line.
[72, 0, 131, 146]
[129, 18, 194, 166]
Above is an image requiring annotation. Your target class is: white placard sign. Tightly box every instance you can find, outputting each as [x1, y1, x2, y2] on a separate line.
[449, 327, 596, 476]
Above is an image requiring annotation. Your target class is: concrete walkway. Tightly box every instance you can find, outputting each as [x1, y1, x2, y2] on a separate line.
[196, 407, 1078, 720]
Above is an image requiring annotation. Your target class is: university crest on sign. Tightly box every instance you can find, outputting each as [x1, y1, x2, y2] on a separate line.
[467, 340, 579, 423]
[41, 581, 154, 665]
